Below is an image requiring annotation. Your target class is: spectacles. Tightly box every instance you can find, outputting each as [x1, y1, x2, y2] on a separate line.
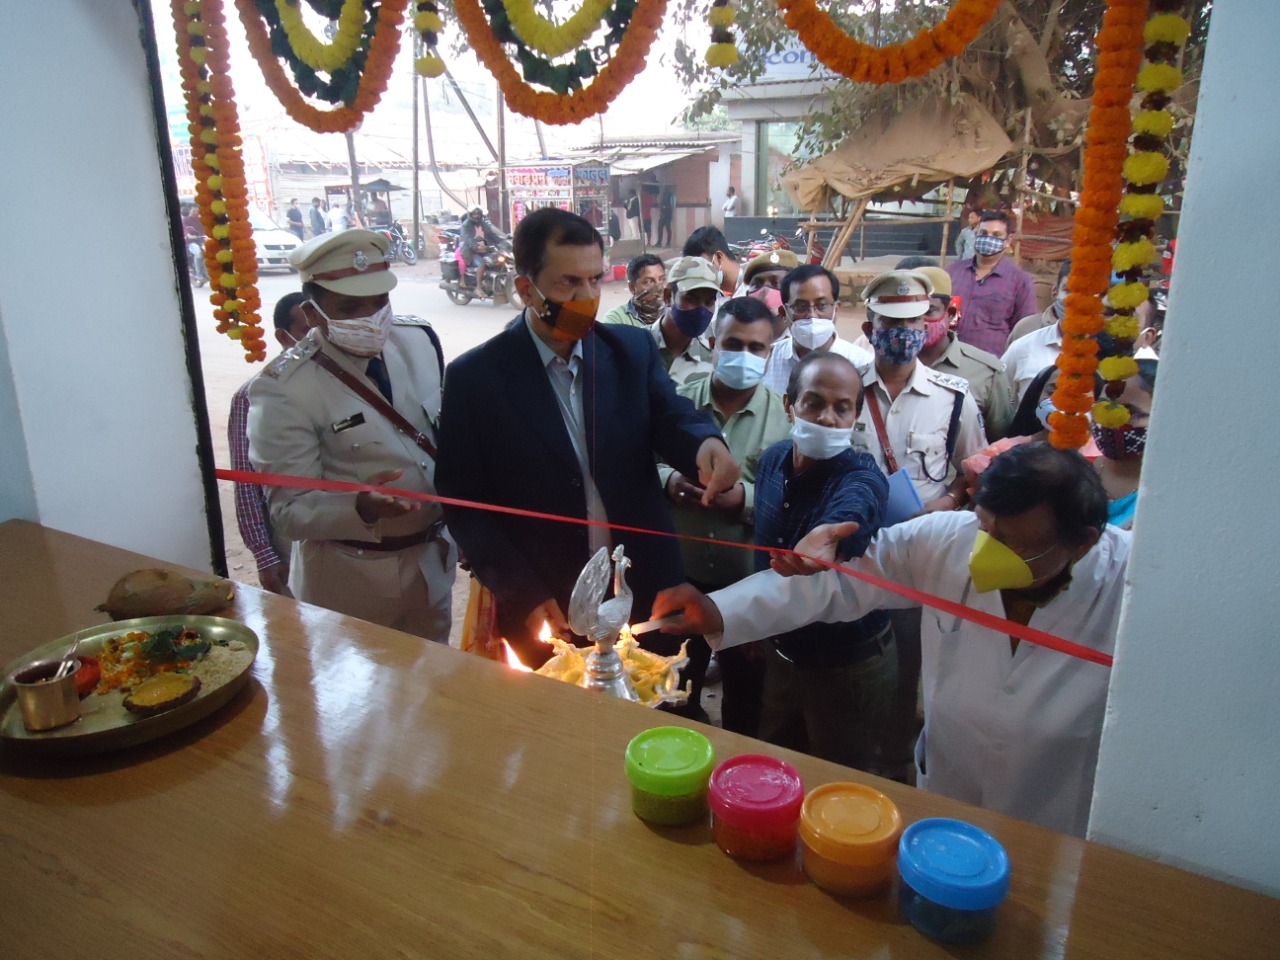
[787, 300, 834, 318]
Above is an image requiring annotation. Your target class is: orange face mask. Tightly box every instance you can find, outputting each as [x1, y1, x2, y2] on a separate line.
[533, 283, 600, 342]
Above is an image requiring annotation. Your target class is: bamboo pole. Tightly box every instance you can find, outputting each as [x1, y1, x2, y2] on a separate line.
[939, 179, 955, 264]
[822, 197, 869, 270]
[1013, 108, 1032, 264]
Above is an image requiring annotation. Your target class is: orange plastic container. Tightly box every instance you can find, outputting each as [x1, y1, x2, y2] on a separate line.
[798, 782, 903, 897]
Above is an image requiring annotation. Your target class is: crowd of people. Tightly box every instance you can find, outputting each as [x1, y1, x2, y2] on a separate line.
[232, 206, 1161, 839]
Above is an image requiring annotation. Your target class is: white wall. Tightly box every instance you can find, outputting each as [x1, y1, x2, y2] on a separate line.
[0, 0, 213, 570]
[1088, 1, 1280, 897]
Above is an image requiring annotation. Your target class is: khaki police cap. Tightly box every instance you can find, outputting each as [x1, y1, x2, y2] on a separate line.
[664, 256, 721, 294]
[861, 269, 933, 318]
[289, 228, 397, 297]
[913, 266, 951, 298]
[742, 249, 800, 285]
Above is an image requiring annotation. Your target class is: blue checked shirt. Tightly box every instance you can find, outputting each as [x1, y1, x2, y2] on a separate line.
[754, 440, 891, 664]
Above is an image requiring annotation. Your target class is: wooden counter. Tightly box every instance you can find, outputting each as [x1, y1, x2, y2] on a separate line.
[1, 520, 1275, 958]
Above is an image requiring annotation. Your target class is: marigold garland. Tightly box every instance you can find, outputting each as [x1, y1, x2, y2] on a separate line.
[1048, 0, 1148, 449]
[235, 0, 408, 133]
[502, 0, 613, 58]
[706, 0, 737, 68]
[453, 0, 666, 124]
[273, 0, 364, 73]
[415, 0, 446, 76]
[172, 0, 265, 362]
[774, 0, 1000, 84]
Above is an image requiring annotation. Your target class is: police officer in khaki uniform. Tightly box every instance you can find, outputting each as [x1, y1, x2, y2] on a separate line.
[248, 229, 455, 641]
[851, 269, 986, 780]
[911, 264, 1012, 441]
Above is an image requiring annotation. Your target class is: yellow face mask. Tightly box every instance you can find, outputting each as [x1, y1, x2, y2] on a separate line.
[968, 530, 1051, 593]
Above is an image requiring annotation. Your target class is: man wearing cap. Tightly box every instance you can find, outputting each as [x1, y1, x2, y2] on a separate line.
[435, 208, 738, 667]
[762, 264, 872, 397]
[853, 268, 986, 780]
[742, 249, 798, 334]
[945, 210, 1038, 356]
[461, 205, 502, 294]
[247, 228, 455, 641]
[601, 253, 665, 328]
[898, 257, 1012, 441]
[653, 256, 720, 384]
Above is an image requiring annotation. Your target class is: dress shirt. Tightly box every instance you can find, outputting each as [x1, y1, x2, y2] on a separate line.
[762, 335, 873, 397]
[1002, 321, 1063, 407]
[229, 380, 284, 571]
[946, 255, 1039, 357]
[524, 314, 611, 555]
[649, 319, 712, 385]
[656, 377, 792, 587]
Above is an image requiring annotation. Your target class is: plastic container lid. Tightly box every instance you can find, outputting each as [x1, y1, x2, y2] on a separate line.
[898, 818, 1010, 911]
[624, 726, 716, 797]
[707, 754, 804, 830]
[799, 782, 902, 865]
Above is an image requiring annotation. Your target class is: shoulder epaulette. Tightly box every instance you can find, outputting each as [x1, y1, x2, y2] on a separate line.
[261, 336, 319, 380]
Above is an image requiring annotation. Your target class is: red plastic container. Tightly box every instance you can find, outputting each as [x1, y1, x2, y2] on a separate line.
[611, 264, 627, 281]
[707, 754, 805, 861]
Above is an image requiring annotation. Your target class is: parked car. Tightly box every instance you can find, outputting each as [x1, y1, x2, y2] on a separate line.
[250, 208, 301, 271]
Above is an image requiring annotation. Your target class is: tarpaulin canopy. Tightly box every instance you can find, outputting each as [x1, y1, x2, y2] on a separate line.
[782, 94, 1014, 212]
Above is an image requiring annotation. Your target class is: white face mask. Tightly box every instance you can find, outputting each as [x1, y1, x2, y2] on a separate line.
[790, 318, 835, 350]
[790, 417, 852, 460]
[312, 300, 393, 358]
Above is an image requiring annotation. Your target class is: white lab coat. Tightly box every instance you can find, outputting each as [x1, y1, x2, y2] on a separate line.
[710, 511, 1130, 836]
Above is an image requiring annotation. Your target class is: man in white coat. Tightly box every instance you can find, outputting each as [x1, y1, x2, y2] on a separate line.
[653, 442, 1127, 837]
[249, 229, 455, 641]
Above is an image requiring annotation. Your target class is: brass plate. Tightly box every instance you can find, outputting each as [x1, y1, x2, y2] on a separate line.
[0, 615, 258, 756]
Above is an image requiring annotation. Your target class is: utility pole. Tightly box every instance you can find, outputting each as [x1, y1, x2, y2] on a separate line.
[411, 37, 421, 253]
[345, 130, 362, 222]
[497, 81, 509, 232]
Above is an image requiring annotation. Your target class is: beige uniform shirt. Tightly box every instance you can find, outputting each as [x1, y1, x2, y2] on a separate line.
[657, 376, 793, 587]
[649, 320, 712, 385]
[927, 335, 1012, 441]
[247, 324, 455, 640]
[851, 361, 986, 503]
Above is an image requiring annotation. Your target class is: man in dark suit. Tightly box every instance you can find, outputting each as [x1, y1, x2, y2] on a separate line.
[436, 208, 740, 666]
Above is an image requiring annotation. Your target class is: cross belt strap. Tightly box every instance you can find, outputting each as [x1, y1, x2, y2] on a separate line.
[864, 388, 900, 475]
[310, 350, 438, 459]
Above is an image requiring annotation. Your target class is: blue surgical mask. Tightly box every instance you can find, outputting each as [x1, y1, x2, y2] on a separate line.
[790, 418, 852, 460]
[870, 326, 927, 365]
[714, 350, 767, 390]
[974, 235, 1006, 257]
[671, 304, 713, 337]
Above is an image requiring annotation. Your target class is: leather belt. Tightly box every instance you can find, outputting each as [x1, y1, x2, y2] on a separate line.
[772, 621, 893, 670]
[337, 519, 444, 553]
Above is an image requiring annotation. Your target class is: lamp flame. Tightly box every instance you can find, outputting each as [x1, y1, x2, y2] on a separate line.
[537, 621, 553, 643]
[501, 640, 533, 672]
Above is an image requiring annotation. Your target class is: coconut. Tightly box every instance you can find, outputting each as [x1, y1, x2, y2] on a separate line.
[96, 569, 234, 621]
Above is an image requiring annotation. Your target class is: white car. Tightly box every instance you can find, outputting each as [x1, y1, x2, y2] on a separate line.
[251, 208, 300, 271]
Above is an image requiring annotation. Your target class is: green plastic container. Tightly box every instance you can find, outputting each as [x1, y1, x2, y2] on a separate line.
[624, 726, 716, 826]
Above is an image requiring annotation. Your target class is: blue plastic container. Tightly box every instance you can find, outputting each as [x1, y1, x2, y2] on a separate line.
[897, 818, 1010, 944]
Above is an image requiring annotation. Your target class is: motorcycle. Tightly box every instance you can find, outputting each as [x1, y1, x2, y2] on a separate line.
[378, 221, 418, 265]
[439, 235, 521, 307]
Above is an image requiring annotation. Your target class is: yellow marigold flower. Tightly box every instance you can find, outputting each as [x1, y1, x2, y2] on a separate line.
[206, 154, 221, 169]
[1137, 63, 1182, 94]
[1113, 238, 1157, 273]
[1133, 109, 1175, 138]
[224, 299, 240, 312]
[213, 224, 231, 240]
[207, 174, 223, 191]
[415, 11, 444, 32]
[220, 273, 239, 290]
[1120, 193, 1165, 221]
[227, 326, 244, 340]
[415, 54, 446, 78]
[1092, 401, 1132, 429]
[1106, 315, 1141, 340]
[184, 1, 199, 14]
[706, 42, 739, 68]
[1144, 13, 1191, 46]
[1107, 282, 1149, 310]
[709, 7, 735, 28]
[187, 21, 206, 36]
[217, 250, 234, 264]
[1123, 151, 1170, 186]
[1098, 356, 1139, 382]
[191, 47, 207, 65]
[200, 129, 218, 145]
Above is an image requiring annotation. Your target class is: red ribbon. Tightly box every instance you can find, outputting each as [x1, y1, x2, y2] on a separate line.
[216, 468, 1114, 668]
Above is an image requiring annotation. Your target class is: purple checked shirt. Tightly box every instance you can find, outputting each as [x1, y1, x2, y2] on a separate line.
[229, 380, 285, 573]
[946, 255, 1039, 357]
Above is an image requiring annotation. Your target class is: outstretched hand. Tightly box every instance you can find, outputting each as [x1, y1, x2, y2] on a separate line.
[770, 521, 859, 577]
[695, 439, 741, 507]
[651, 583, 724, 637]
[355, 469, 422, 524]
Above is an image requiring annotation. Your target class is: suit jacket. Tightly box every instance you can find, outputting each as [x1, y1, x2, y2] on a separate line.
[436, 318, 722, 648]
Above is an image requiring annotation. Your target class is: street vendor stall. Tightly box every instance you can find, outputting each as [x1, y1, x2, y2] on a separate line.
[506, 160, 610, 231]
[2, 518, 1277, 958]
